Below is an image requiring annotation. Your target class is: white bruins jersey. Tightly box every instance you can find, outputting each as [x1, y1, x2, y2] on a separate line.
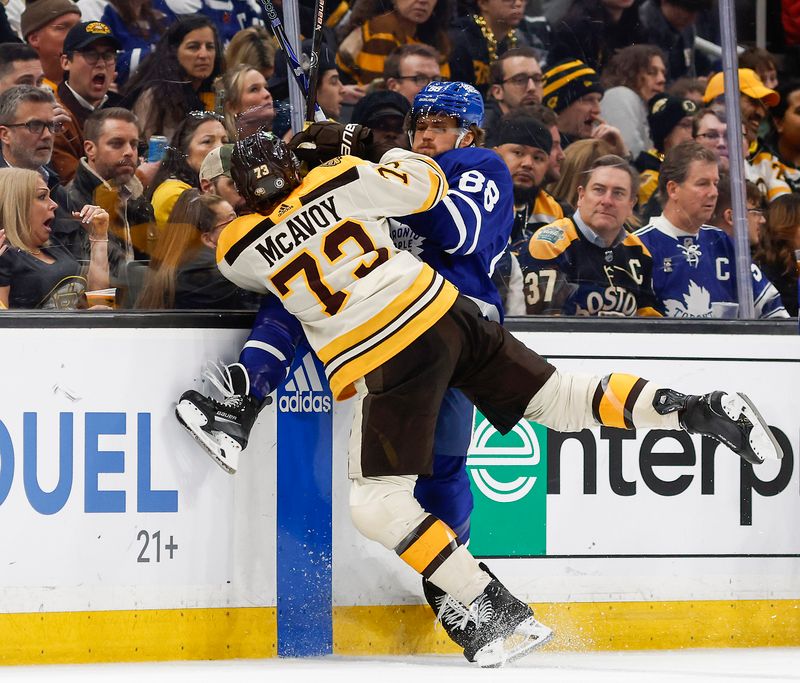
[216, 149, 453, 400]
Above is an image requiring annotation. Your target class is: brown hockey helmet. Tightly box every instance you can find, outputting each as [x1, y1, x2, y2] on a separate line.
[231, 130, 301, 214]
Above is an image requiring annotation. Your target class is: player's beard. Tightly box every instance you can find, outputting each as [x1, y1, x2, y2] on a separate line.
[513, 184, 539, 206]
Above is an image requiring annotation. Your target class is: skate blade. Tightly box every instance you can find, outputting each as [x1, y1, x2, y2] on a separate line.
[736, 393, 783, 462]
[175, 402, 238, 474]
[475, 618, 554, 668]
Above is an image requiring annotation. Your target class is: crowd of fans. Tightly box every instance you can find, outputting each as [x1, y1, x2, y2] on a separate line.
[0, 0, 796, 318]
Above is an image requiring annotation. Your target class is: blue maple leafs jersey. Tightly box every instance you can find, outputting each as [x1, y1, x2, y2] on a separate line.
[391, 146, 515, 322]
[635, 215, 788, 319]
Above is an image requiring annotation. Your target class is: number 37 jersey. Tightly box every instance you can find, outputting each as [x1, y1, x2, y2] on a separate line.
[216, 149, 454, 400]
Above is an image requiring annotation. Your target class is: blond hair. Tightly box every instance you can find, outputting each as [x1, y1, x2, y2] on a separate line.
[136, 189, 224, 309]
[0, 167, 43, 254]
[217, 64, 265, 140]
[550, 139, 614, 208]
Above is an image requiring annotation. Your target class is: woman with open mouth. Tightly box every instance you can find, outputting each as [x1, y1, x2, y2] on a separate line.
[0, 168, 110, 310]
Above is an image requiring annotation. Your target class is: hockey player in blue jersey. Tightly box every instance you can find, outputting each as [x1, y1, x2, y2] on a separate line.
[390, 81, 515, 543]
[635, 141, 789, 319]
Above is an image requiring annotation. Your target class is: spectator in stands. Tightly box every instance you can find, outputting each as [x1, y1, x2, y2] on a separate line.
[270, 42, 343, 138]
[548, 0, 640, 73]
[600, 45, 667, 160]
[770, 80, 800, 193]
[63, 107, 155, 267]
[518, 154, 662, 317]
[739, 47, 779, 91]
[486, 111, 563, 315]
[384, 43, 442, 104]
[136, 188, 250, 309]
[635, 141, 788, 319]
[704, 68, 790, 203]
[756, 193, 800, 317]
[483, 47, 543, 131]
[525, 102, 566, 186]
[147, 110, 228, 229]
[224, 27, 275, 80]
[218, 63, 273, 141]
[638, 0, 712, 81]
[0, 43, 44, 93]
[96, 0, 174, 87]
[488, 112, 561, 252]
[708, 175, 764, 256]
[448, 0, 526, 92]
[350, 89, 410, 152]
[635, 93, 698, 221]
[549, 137, 613, 208]
[194, 0, 262, 48]
[693, 107, 729, 171]
[51, 21, 122, 183]
[0, 167, 110, 309]
[0, 85, 67, 207]
[198, 142, 245, 213]
[667, 76, 705, 104]
[336, 0, 453, 86]
[122, 14, 223, 140]
[542, 59, 627, 156]
[21, 0, 81, 89]
[0, 4, 19, 44]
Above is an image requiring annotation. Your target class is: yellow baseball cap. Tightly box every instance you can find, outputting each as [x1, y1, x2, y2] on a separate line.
[703, 68, 779, 107]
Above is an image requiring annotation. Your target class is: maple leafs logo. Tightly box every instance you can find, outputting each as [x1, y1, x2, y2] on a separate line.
[664, 280, 713, 318]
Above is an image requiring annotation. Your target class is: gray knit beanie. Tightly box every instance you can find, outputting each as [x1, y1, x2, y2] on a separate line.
[21, 0, 81, 39]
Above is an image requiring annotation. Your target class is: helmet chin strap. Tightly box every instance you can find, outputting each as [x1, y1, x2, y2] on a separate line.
[454, 126, 469, 149]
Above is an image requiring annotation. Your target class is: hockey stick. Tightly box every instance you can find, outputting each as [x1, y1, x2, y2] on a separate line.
[257, 0, 327, 122]
[304, 0, 326, 125]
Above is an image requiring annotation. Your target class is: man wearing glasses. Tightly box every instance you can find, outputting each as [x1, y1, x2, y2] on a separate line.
[52, 21, 123, 184]
[483, 46, 543, 131]
[384, 44, 444, 104]
[0, 84, 63, 187]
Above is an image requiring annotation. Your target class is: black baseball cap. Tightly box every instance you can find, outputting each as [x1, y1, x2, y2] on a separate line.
[63, 21, 121, 54]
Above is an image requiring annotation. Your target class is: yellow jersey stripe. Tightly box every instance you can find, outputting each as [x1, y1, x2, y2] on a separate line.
[326, 276, 458, 400]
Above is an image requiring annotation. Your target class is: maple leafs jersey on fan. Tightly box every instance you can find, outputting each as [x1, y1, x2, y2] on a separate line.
[216, 148, 451, 400]
[518, 217, 663, 317]
[635, 215, 789, 319]
[389, 146, 515, 323]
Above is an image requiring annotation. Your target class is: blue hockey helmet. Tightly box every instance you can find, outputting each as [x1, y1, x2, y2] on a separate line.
[410, 81, 485, 130]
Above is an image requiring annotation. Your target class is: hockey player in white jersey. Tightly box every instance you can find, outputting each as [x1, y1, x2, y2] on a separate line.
[174, 127, 783, 667]
[635, 141, 789, 318]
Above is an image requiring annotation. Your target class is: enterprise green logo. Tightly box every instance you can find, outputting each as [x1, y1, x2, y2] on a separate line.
[467, 412, 547, 557]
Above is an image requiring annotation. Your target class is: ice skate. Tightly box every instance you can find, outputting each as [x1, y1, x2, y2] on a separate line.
[175, 362, 258, 474]
[424, 565, 553, 667]
[655, 389, 783, 464]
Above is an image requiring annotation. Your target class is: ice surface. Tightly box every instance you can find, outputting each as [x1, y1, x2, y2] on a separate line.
[4, 648, 800, 682]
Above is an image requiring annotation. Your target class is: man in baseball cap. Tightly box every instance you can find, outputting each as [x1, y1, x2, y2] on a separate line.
[703, 68, 790, 202]
[199, 143, 246, 212]
[52, 20, 122, 183]
[703, 68, 779, 145]
[351, 90, 410, 150]
[21, 0, 81, 88]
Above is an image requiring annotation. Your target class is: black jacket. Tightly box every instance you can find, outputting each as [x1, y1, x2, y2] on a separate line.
[60, 159, 155, 276]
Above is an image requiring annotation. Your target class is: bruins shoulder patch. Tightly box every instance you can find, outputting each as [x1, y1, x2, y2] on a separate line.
[536, 225, 565, 244]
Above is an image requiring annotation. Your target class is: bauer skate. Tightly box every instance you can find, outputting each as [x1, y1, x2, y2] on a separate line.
[654, 389, 783, 464]
[424, 563, 553, 668]
[175, 362, 258, 474]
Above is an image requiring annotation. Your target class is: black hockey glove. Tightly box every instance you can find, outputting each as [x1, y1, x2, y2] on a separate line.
[289, 122, 375, 167]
